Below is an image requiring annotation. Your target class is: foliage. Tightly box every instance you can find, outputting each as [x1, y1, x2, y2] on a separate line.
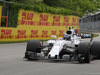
[1, 17, 6, 27]
[5, 0, 43, 4]
[8, 3, 19, 27]
[93, 34, 99, 37]
[43, 0, 100, 13]
[4, 0, 100, 27]
[33, 3, 83, 16]
[1, 2, 83, 27]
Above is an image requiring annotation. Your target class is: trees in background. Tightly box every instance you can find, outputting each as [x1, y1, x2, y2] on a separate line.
[2, 0, 100, 27]
[43, 0, 100, 13]
[5, 0, 43, 4]
[4, 0, 100, 13]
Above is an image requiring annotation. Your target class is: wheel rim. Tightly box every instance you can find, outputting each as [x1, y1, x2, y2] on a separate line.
[78, 54, 85, 63]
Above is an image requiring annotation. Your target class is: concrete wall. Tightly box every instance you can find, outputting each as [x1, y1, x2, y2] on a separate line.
[80, 22, 100, 32]
[80, 13, 100, 33]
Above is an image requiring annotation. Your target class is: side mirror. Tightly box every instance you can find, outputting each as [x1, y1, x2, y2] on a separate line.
[51, 35, 57, 39]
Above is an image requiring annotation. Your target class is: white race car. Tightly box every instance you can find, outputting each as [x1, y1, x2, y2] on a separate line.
[24, 27, 100, 63]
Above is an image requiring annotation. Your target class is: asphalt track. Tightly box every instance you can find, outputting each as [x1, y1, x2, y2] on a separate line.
[0, 34, 100, 75]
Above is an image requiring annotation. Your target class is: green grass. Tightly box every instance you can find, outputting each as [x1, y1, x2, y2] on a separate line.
[93, 34, 99, 37]
[0, 40, 29, 44]
[0, 39, 49, 44]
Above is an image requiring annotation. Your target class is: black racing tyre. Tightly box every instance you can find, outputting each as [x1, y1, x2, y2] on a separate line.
[26, 40, 41, 53]
[91, 41, 100, 55]
[78, 42, 91, 63]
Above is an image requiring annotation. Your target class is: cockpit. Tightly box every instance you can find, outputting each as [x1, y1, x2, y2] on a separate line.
[63, 34, 71, 40]
[66, 31, 72, 34]
[63, 30, 72, 40]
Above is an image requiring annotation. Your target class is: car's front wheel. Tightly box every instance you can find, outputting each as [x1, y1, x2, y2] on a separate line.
[25, 40, 41, 60]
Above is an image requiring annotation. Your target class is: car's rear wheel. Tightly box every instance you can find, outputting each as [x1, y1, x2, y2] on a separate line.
[91, 41, 100, 56]
[78, 42, 91, 63]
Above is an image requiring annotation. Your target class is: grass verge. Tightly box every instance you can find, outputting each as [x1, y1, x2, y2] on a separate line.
[0, 39, 49, 44]
[93, 34, 99, 37]
[0, 40, 29, 44]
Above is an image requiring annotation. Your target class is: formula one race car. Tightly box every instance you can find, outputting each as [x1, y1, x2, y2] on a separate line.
[24, 27, 100, 63]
